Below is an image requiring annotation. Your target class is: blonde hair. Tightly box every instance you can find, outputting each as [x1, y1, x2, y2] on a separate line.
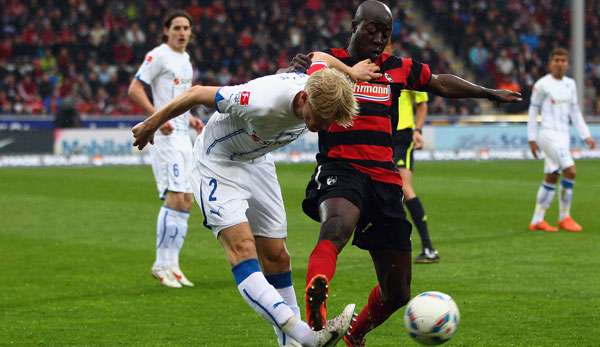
[305, 68, 358, 128]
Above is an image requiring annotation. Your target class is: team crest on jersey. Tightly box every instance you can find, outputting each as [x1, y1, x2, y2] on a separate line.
[384, 72, 393, 82]
[173, 78, 180, 85]
[326, 176, 337, 186]
[145, 55, 153, 63]
[353, 82, 391, 103]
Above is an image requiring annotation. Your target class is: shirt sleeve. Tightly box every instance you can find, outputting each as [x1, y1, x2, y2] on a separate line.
[135, 52, 162, 85]
[527, 81, 544, 141]
[404, 58, 432, 90]
[569, 81, 591, 139]
[413, 91, 429, 104]
[306, 61, 328, 75]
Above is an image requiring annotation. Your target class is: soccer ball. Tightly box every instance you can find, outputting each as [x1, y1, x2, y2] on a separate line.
[403, 291, 460, 345]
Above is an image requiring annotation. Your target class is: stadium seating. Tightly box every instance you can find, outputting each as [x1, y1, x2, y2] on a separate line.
[1, 0, 599, 117]
[417, 0, 600, 115]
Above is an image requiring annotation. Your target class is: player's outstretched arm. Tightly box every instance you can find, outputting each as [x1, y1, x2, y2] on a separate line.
[132, 86, 220, 150]
[309, 52, 381, 81]
[427, 74, 522, 102]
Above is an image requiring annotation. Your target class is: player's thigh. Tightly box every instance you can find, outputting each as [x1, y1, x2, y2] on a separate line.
[194, 163, 251, 238]
[150, 136, 194, 198]
[539, 132, 573, 174]
[246, 159, 287, 239]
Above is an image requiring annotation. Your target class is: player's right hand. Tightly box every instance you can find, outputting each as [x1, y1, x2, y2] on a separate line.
[351, 59, 382, 81]
[288, 53, 311, 72]
[159, 121, 174, 135]
[132, 121, 156, 150]
[584, 137, 597, 150]
[528, 141, 539, 159]
[413, 131, 425, 149]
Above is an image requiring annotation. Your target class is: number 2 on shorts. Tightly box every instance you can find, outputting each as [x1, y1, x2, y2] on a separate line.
[208, 178, 218, 201]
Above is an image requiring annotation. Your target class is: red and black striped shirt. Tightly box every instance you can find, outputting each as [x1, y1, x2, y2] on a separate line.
[316, 48, 432, 186]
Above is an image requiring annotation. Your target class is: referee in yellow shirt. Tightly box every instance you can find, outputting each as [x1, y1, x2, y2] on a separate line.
[393, 89, 440, 263]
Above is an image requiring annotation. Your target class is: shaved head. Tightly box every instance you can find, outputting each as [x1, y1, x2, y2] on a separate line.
[348, 0, 393, 60]
[353, 0, 393, 27]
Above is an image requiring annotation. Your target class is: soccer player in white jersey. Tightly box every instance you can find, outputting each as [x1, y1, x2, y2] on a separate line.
[132, 53, 380, 346]
[527, 48, 597, 232]
[128, 10, 204, 288]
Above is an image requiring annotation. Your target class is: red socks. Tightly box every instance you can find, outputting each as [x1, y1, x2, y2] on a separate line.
[350, 285, 396, 339]
[305, 240, 339, 285]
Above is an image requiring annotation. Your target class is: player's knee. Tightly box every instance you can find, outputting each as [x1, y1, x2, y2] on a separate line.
[320, 215, 354, 247]
[563, 166, 576, 179]
[262, 246, 290, 266]
[229, 238, 257, 261]
[381, 286, 411, 310]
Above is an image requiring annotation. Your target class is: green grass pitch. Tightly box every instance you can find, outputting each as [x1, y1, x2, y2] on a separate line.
[1, 160, 599, 346]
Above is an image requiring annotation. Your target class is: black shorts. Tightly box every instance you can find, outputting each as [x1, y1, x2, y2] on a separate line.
[302, 161, 412, 252]
[392, 129, 415, 170]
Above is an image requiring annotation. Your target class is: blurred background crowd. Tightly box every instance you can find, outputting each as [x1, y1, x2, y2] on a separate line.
[1, 0, 599, 117]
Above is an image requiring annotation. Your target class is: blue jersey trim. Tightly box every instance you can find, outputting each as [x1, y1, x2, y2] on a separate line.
[206, 128, 246, 155]
[214, 88, 224, 112]
[232, 258, 261, 285]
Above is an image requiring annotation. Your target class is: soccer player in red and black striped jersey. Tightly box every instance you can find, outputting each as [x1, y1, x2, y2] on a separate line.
[286, 1, 522, 345]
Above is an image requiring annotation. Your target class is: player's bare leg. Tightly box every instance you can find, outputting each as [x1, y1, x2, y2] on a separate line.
[558, 166, 582, 232]
[306, 198, 359, 330]
[345, 250, 411, 345]
[399, 168, 438, 264]
[221, 223, 354, 346]
[529, 172, 560, 232]
[152, 191, 193, 288]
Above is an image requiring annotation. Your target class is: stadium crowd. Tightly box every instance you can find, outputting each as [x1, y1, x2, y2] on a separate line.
[1, 0, 598, 117]
[419, 0, 600, 115]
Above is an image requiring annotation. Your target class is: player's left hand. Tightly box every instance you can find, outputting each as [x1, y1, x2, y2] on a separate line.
[189, 116, 205, 133]
[413, 131, 425, 149]
[487, 89, 522, 103]
[350, 59, 382, 81]
[132, 121, 156, 150]
[584, 137, 597, 150]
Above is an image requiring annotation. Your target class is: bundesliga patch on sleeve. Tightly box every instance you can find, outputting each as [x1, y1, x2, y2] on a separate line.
[238, 91, 250, 105]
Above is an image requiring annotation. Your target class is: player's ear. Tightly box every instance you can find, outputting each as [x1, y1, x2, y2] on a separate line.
[351, 20, 359, 33]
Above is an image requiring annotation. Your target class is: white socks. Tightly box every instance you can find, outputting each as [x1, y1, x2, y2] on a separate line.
[559, 178, 574, 221]
[531, 182, 556, 224]
[154, 206, 189, 269]
[266, 272, 302, 346]
[233, 260, 315, 347]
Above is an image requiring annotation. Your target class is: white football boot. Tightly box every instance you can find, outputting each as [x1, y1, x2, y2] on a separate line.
[151, 267, 182, 288]
[314, 303, 356, 347]
[171, 267, 194, 287]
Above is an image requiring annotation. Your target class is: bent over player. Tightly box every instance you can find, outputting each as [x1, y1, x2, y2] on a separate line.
[133, 53, 380, 346]
[128, 10, 204, 288]
[286, 1, 521, 345]
[527, 47, 596, 232]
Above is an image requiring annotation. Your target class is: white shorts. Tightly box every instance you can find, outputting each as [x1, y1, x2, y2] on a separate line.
[149, 134, 194, 199]
[538, 130, 574, 174]
[191, 151, 287, 239]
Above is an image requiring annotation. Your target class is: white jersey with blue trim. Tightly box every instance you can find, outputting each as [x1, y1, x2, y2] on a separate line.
[527, 74, 591, 141]
[135, 43, 193, 137]
[199, 73, 308, 161]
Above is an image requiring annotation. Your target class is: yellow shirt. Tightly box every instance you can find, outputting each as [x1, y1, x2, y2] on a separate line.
[397, 90, 428, 130]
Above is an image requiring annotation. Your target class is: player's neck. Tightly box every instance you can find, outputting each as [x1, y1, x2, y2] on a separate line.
[550, 72, 564, 80]
[166, 43, 186, 54]
[292, 92, 303, 119]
